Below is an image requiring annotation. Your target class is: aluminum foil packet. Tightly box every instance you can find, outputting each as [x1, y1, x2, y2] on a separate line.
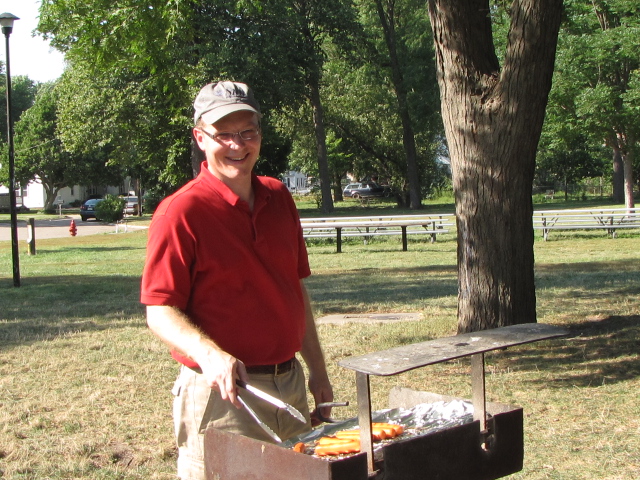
[283, 399, 474, 448]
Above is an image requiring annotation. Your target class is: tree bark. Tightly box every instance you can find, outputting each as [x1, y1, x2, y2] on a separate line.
[607, 134, 635, 209]
[427, 0, 563, 333]
[42, 182, 62, 212]
[309, 79, 334, 213]
[622, 147, 635, 210]
[612, 146, 624, 203]
[333, 171, 344, 202]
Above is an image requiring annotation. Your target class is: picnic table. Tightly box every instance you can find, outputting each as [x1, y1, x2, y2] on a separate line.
[300, 214, 455, 252]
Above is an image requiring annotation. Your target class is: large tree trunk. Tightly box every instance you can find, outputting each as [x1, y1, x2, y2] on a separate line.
[612, 146, 624, 203]
[332, 171, 344, 202]
[309, 78, 334, 214]
[375, 0, 422, 209]
[42, 181, 62, 212]
[608, 134, 635, 209]
[427, 0, 563, 333]
[622, 148, 635, 210]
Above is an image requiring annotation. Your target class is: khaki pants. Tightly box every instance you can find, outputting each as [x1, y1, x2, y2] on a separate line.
[172, 358, 311, 480]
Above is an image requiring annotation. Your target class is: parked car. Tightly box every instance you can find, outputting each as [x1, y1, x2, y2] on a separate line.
[79, 198, 104, 221]
[122, 196, 141, 215]
[342, 182, 389, 199]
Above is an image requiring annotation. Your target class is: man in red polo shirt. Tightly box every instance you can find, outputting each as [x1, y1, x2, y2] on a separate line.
[141, 81, 333, 480]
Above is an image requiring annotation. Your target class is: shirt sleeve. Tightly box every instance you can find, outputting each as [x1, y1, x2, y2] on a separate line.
[140, 212, 195, 310]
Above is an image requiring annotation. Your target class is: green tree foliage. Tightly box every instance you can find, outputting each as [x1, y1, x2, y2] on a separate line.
[0, 75, 37, 186]
[536, 133, 608, 199]
[39, 0, 202, 193]
[12, 82, 122, 210]
[37, 0, 362, 209]
[545, 0, 640, 207]
[35, 0, 445, 210]
[278, 0, 443, 207]
[0, 74, 37, 143]
[241, 0, 362, 213]
[343, 0, 442, 205]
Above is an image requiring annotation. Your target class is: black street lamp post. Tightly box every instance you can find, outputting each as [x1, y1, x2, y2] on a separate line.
[1, 12, 20, 287]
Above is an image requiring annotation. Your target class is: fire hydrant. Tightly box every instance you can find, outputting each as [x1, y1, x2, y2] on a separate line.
[69, 219, 77, 236]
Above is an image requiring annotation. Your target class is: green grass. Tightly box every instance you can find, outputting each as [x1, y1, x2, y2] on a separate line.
[292, 194, 623, 218]
[1, 219, 639, 479]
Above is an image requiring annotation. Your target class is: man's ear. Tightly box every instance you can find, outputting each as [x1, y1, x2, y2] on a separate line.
[193, 128, 207, 150]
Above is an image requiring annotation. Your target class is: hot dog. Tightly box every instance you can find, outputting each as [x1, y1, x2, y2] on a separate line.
[292, 442, 306, 453]
[336, 428, 388, 441]
[314, 438, 360, 456]
[334, 423, 404, 441]
[372, 422, 404, 436]
[311, 422, 405, 456]
[316, 436, 360, 446]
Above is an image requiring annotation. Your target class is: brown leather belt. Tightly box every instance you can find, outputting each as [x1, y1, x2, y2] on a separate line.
[245, 358, 295, 376]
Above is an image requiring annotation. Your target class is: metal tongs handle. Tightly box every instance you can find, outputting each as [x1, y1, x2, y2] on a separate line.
[313, 401, 350, 424]
[236, 379, 307, 423]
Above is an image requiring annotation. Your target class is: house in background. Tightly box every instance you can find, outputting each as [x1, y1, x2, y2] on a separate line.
[0, 176, 138, 211]
[281, 171, 311, 194]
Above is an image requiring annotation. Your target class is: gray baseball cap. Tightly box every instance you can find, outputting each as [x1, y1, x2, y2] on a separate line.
[193, 81, 261, 124]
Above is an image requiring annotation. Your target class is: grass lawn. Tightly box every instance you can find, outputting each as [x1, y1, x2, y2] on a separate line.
[0, 209, 639, 479]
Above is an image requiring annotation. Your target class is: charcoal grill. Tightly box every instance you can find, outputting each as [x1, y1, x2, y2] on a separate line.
[204, 323, 567, 479]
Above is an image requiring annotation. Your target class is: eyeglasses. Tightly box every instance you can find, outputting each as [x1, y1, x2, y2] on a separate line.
[200, 127, 261, 144]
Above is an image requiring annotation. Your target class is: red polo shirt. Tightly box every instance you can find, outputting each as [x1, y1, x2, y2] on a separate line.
[140, 163, 311, 368]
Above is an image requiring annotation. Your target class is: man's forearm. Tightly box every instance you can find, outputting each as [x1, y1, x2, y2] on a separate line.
[298, 283, 329, 376]
[298, 281, 334, 419]
[146, 305, 218, 363]
[146, 305, 246, 405]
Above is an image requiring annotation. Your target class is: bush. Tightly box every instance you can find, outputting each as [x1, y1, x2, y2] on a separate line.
[95, 194, 125, 223]
[142, 190, 164, 214]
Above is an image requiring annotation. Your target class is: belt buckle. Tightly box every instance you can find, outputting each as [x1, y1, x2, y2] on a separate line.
[274, 359, 290, 376]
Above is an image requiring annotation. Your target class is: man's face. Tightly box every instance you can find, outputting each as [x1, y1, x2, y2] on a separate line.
[193, 110, 261, 185]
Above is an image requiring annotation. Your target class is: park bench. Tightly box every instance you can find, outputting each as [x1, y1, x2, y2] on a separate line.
[533, 208, 640, 240]
[356, 194, 382, 207]
[300, 213, 454, 252]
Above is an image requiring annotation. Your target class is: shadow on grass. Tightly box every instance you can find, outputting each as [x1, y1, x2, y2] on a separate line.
[18, 245, 143, 255]
[0, 275, 145, 347]
[306, 265, 459, 314]
[493, 315, 640, 387]
[535, 259, 638, 276]
[307, 257, 638, 315]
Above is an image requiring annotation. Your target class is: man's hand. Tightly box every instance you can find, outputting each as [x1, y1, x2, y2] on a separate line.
[308, 372, 334, 426]
[192, 346, 249, 408]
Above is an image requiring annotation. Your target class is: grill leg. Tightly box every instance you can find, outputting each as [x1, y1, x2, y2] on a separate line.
[471, 353, 488, 448]
[356, 372, 375, 475]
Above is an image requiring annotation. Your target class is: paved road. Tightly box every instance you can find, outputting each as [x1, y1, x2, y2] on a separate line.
[0, 215, 147, 241]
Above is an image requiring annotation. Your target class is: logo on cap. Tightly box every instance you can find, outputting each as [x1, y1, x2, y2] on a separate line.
[194, 81, 261, 125]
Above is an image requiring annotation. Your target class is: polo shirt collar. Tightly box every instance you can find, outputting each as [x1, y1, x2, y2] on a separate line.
[199, 161, 271, 211]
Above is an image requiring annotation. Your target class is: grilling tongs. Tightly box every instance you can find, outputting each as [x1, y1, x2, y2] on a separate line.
[235, 379, 307, 442]
[236, 395, 283, 443]
[236, 379, 307, 423]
